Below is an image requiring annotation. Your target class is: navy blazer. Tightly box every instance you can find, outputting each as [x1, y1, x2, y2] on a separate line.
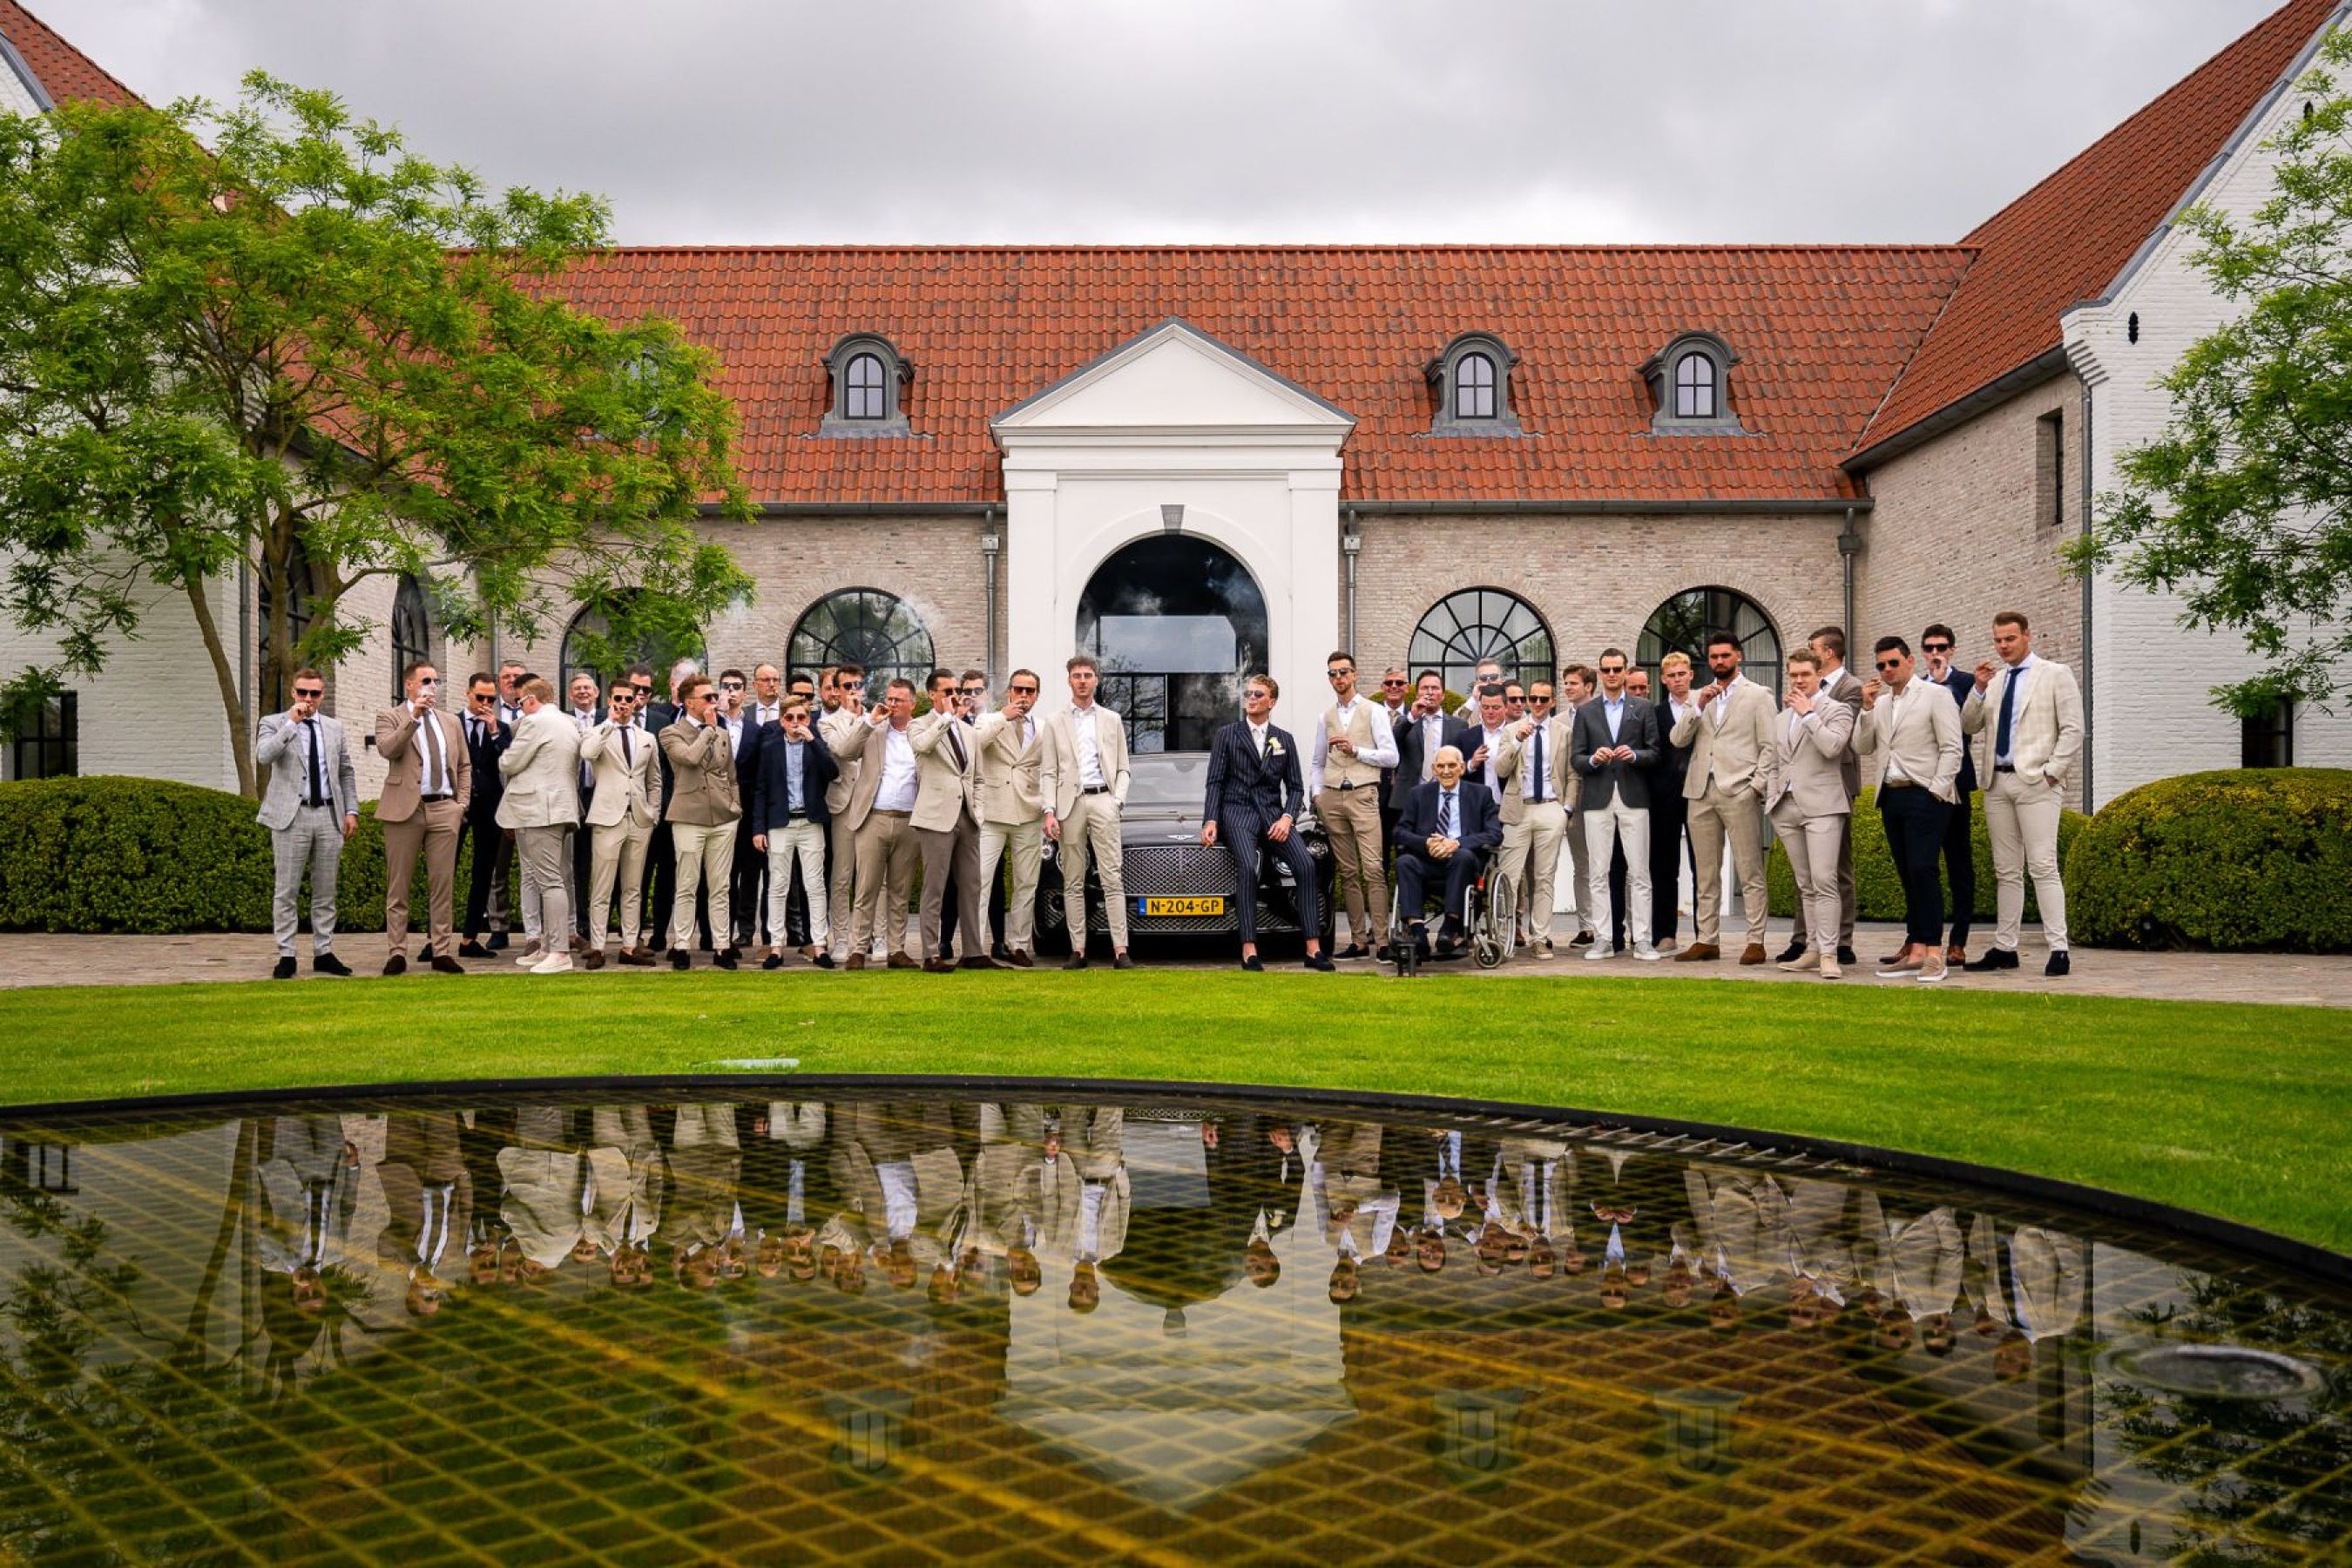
[1935, 666, 1980, 795]
[1203, 720, 1304, 827]
[1570, 694, 1661, 811]
[460, 713, 510, 824]
[1391, 711, 1479, 798]
[749, 723, 839, 835]
[1396, 778, 1502, 856]
[1650, 693, 1696, 803]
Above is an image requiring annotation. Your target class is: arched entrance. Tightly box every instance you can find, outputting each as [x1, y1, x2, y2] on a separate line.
[1077, 536, 1269, 754]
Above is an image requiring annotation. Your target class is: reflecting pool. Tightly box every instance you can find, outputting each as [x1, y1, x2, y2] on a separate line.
[0, 1086, 2344, 1564]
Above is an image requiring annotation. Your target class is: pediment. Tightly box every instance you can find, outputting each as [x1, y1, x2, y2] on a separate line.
[992, 318, 1355, 437]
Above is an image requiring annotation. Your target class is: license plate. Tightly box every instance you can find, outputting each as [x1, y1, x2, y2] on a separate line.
[1139, 896, 1225, 916]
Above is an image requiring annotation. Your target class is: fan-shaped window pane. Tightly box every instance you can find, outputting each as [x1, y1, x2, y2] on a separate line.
[1636, 586, 1781, 698]
[560, 599, 706, 694]
[846, 353, 887, 420]
[389, 575, 433, 700]
[1674, 353, 1717, 420]
[788, 588, 934, 704]
[1405, 587, 1554, 702]
[1454, 352, 1497, 420]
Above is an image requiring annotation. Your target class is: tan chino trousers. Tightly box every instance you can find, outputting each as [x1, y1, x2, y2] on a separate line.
[850, 811, 919, 956]
[383, 797, 463, 958]
[1315, 785, 1388, 947]
[1058, 794, 1127, 950]
[589, 818, 652, 951]
[980, 817, 1044, 954]
[1686, 780, 1769, 949]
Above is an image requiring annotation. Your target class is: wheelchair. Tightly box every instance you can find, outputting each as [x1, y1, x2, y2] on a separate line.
[1387, 855, 1517, 975]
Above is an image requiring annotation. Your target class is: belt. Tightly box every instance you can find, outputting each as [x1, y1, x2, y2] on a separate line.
[1080, 785, 1112, 795]
[1994, 764, 2017, 774]
[420, 793, 456, 802]
[871, 808, 910, 817]
[1880, 779, 1918, 790]
[1326, 781, 1366, 792]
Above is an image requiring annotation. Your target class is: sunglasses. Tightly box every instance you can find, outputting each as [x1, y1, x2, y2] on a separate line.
[415, 676, 439, 686]
[720, 681, 745, 692]
[1382, 678, 1408, 686]
[1326, 669, 1352, 679]
[961, 686, 984, 696]
[1922, 642, 1951, 652]
[469, 691, 495, 702]
[1875, 658, 1904, 671]
[294, 687, 324, 700]
[1010, 685, 1038, 695]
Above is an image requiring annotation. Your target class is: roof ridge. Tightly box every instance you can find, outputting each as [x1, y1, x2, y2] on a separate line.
[0, 0, 141, 106]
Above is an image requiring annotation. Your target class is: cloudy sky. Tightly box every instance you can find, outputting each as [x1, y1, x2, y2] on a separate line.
[45, 0, 2293, 245]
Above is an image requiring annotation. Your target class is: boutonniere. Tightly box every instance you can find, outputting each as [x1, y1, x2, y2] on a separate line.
[1263, 737, 1286, 759]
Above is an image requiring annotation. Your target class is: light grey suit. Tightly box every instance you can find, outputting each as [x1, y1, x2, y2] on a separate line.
[254, 710, 358, 958]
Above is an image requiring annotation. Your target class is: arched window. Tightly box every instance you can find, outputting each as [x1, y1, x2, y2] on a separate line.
[845, 353, 887, 420]
[1407, 588, 1555, 702]
[1673, 352, 1717, 420]
[821, 334, 911, 435]
[559, 598, 706, 696]
[788, 588, 934, 704]
[1455, 352, 1497, 420]
[1425, 332, 1522, 434]
[389, 574, 433, 700]
[1637, 586, 1781, 697]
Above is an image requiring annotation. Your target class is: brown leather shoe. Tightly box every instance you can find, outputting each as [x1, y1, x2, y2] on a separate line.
[1946, 944, 1967, 964]
[887, 953, 920, 970]
[1739, 943, 1768, 965]
[1006, 950, 1034, 969]
[617, 947, 655, 967]
[582, 950, 605, 970]
[923, 957, 956, 974]
[1673, 943, 1720, 962]
[960, 955, 1011, 970]
[845, 952, 868, 970]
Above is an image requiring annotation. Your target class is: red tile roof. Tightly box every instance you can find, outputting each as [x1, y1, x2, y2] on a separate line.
[551, 246, 1972, 506]
[1851, 0, 2342, 463]
[0, 1, 139, 105]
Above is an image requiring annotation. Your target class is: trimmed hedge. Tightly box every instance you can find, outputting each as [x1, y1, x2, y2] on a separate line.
[1765, 787, 2089, 924]
[2065, 768, 2352, 953]
[0, 776, 514, 935]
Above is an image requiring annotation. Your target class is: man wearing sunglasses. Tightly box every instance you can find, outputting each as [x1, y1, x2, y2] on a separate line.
[376, 661, 471, 976]
[254, 670, 359, 979]
[973, 669, 1047, 965]
[1856, 636, 1963, 983]
[1917, 624, 1977, 963]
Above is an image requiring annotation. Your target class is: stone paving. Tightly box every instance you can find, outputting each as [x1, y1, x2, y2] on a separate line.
[0, 923, 2342, 1007]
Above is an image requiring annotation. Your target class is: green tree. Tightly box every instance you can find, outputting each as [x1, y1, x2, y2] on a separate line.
[0, 74, 754, 794]
[2073, 28, 2352, 719]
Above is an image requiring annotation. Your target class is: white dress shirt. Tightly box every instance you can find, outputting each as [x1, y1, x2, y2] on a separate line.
[874, 722, 918, 811]
[409, 704, 451, 796]
[1071, 703, 1106, 788]
[1881, 682, 1914, 783]
[1475, 725, 1507, 794]
[1247, 719, 1271, 756]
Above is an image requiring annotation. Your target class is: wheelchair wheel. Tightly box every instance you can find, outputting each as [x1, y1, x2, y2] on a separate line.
[1486, 870, 1518, 965]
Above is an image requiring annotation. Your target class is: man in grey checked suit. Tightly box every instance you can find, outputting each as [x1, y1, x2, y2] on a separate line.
[253, 667, 358, 979]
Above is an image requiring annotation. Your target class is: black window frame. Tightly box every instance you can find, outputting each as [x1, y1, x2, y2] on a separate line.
[2240, 698, 2295, 768]
[1405, 587, 1557, 701]
[1673, 352, 1718, 420]
[1636, 586, 1783, 699]
[787, 587, 936, 705]
[389, 574, 434, 700]
[6, 691, 77, 781]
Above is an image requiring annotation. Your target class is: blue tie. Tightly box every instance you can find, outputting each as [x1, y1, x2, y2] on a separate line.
[1995, 667, 2019, 761]
[1440, 790, 1456, 840]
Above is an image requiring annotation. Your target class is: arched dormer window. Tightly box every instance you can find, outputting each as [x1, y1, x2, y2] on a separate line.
[821, 333, 913, 436]
[1424, 332, 1523, 435]
[1640, 331, 1743, 433]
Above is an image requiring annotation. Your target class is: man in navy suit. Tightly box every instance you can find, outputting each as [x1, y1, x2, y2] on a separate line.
[1393, 745, 1502, 956]
[1201, 674, 1335, 972]
[1920, 623, 1978, 963]
[456, 671, 512, 958]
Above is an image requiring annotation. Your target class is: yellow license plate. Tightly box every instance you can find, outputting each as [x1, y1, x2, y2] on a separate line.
[1139, 896, 1225, 916]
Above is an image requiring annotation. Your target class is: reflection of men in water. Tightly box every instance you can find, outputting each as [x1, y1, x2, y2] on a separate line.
[1682, 1161, 1794, 1308]
[1967, 1213, 2085, 1380]
[659, 1102, 744, 1291]
[737, 1100, 828, 1279]
[259, 1114, 358, 1314]
[1858, 1193, 1963, 1355]
[497, 1105, 587, 1281]
[582, 1105, 665, 1288]
[375, 1111, 470, 1317]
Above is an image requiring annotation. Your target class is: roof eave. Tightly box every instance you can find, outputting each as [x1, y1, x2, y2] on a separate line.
[1842, 345, 2073, 474]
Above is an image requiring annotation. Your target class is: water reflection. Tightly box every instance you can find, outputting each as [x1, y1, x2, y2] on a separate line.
[0, 1090, 2344, 1564]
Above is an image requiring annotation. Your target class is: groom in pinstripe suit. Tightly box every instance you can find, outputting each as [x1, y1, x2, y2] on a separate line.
[1200, 674, 1334, 973]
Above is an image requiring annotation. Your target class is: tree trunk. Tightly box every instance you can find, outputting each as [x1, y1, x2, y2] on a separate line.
[184, 572, 255, 798]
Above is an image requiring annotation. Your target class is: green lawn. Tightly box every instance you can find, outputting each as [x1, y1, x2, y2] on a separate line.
[5, 970, 2347, 1251]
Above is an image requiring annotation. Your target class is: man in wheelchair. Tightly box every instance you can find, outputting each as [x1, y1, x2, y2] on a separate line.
[1391, 745, 1502, 960]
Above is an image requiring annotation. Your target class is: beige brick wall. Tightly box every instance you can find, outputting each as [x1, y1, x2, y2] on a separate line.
[1348, 511, 1847, 686]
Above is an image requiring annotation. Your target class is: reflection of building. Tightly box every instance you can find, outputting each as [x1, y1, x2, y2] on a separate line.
[6, 2, 2352, 800]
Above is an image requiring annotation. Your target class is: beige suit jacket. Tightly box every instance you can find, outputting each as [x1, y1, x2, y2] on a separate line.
[970, 709, 1045, 824]
[1038, 704, 1132, 818]
[828, 713, 920, 834]
[580, 718, 659, 828]
[659, 718, 739, 826]
[375, 703, 471, 821]
[909, 712, 983, 831]
[1765, 698, 1855, 818]
[1670, 676, 1780, 801]
[818, 705, 864, 814]
[494, 706, 582, 828]
[1492, 714, 1574, 826]
[1962, 657, 2085, 788]
[1822, 666, 1865, 799]
[1855, 679, 1963, 802]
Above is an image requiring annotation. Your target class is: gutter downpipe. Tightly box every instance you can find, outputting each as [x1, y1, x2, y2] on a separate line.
[981, 506, 1001, 689]
[1836, 505, 1860, 644]
[2079, 380, 2095, 809]
[1342, 507, 1361, 652]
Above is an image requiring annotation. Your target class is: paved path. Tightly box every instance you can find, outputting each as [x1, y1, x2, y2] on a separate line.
[0, 924, 2342, 1007]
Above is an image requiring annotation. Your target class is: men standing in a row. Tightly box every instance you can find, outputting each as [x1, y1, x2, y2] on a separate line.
[748, 694, 836, 970]
[1649, 653, 1698, 953]
[1856, 636, 1963, 983]
[456, 674, 510, 958]
[1308, 652, 1396, 958]
[1962, 611, 2082, 978]
[497, 676, 582, 974]
[1493, 672, 1571, 957]
[377, 661, 470, 976]
[660, 672, 743, 971]
[1673, 632, 1778, 964]
[1041, 654, 1132, 970]
[256, 669, 359, 978]
[973, 669, 1045, 967]
[912, 668, 1000, 971]
[840, 677, 923, 970]
[580, 675, 659, 970]
[1572, 649, 1660, 962]
[1920, 624, 1977, 963]
[1201, 674, 1334, 971]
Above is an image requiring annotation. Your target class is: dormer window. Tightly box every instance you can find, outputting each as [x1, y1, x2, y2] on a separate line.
[1641, 332, 1742, 433]
[1425, 332, 1523, 435]
[821, 333, 912, 436]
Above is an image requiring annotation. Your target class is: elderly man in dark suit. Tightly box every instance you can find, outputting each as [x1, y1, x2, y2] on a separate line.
[1200, 674, 1334, 973]
[1392, 744, 1502, 957]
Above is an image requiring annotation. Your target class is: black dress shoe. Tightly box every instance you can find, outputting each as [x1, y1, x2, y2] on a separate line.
[1836, 946, 1857, 967]
[382, 954, 407, 977]
[992, 943, 1013, 961]
[1303, 953, 1335, 972]
[2044, 950, 2071, 977]
[813, 953, 836, 970]
[669, 948, 692, 971]
[1240, 955, 1264, 972]
[1062, 954, 1091, 970]
[430, 956, 465, 976]
[1333, 944, 1369, 961]
[1112, 952, 1133, 970]
[1963, 949, 2020, 972]
[762, 953, 784, 970]
[1775, 939, 1807, 964]
[273, 956, 297, 980]
[485, 932, 510, 951]
[715, 948, 740, 971]
[458, 939, 492, 959]
[312, 953, 352, 977]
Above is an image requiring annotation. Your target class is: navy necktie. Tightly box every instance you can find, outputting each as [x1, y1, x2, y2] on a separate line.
[1996, 667, 2019, 760]
[1440, 790, 1457, 840]
[304, 719, 325, 808]
[1530, 725, 1544, 802]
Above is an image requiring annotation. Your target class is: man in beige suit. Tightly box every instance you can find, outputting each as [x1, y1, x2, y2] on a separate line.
[818, 662, 870, 963]
[1961, 610, 2084, 977]
[659, 671, 743, 971]
[833, 676, 924, 970]
[1801, 626, 1868, 967]
[972, 667, 1046, 966]
[1308, 652, 1397, 958]
[1039, 653, 1133, 970]
[579, 675, 659, 970]
[495, 677, 582, 974]
[1857, 635, 1964, 983]
[911, 668, 1003, 971]
[1493, 689, 1573, 958]
[1765, 652, 1855, 979]
[376, 660, 471, 976]
[1671, 631, 1780, 963]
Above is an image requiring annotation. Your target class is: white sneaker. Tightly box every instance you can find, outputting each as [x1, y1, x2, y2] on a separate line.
[529, 951, 573, 975]
[1632, 944, 1661, 962]
[1584, 944, 1614, 961]
[512, 946, 542, 966]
